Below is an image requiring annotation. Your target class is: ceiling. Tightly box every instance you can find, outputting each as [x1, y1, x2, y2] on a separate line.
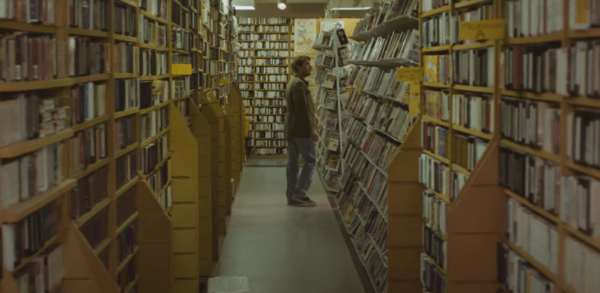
[248, 0, 372, 6]
[255, 0, 328, 2]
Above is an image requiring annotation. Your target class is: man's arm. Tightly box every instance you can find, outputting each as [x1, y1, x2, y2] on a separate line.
[306, 93, 316, 133]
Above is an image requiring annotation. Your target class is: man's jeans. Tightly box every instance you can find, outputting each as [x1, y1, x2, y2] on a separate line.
[286, 137, 317, 203]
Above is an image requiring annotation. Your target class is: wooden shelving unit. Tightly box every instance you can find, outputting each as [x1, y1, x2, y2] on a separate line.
[402, 0, 600, 292]
[0, 0, 243, 293]
[414, 0, 507, 292]
[238, 18, 293, 156]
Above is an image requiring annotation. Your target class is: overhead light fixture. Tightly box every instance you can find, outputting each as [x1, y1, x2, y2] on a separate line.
[233, 0, 255, 10]
[277, 0, 287, 10]
[330, 7, 371, 10]
[234, 5, 255, 10]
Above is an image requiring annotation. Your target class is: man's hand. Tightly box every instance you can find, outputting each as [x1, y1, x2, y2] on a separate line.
[311, 131, 318, 142]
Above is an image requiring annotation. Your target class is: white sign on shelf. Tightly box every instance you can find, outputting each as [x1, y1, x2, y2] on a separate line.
[333, 67, 344, 78]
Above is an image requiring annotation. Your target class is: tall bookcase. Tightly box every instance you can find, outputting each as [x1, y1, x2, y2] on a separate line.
[329, 5, 422, 293]
[409, 0, 600, 293]
[0, 1, 242, 293]
[416, 0, 505, 292]
[313, 31, 346, 193]
[237, 17, 294, 157]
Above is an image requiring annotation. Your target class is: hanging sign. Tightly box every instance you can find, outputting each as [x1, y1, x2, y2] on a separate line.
[460, 19, 505, 40]
[396, 67, 423, 82]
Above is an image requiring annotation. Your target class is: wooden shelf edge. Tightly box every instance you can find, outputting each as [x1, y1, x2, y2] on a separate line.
[422, 45, 452, 52]
[140, 100, 171, 114]
[139, 74, 170, 81]
[423, 82, 450, 89]
[424, 185, 451, 203]
[72, 157, 111, 180]
[454, 0, 494, 9]
[72, 115, 111, 132]
[114, 108, 140, 119]
[68, 28, 109, 37]
[0, 78, 76, 92]
[563, 225, 600, 251]
[453, 84, 495, 93]
[12, 233, 61, 272]
[423, 218, 449, 240]
[421, 6, 451, 18]
[117, 246, 139, 274]
[0, 20, 58, 33]
[93, 238, 112, 255]
[140, 127, 171, 148]
[117, 211, 139, 235]
[0, 129, 74, 158]
[505, 240, 559, 283]
[116, 143, 140, 159]
[568, 28, 600, 39]
[500, 139, 561, 163]
[504, 33, 563, 44]
[567, 160, 600, 179]
[452, 124, 494, 140]
[422, 115, 451, 127]
[116, 177, 140, 198]
[75, 197, 111, 228]
[1, 179, 77, 223]
[140, 152, 172, 179]
[452, 163, 471, 176]
[504, 189, 560, 224]
[140, 10, 169, 25]
[114, 34, 138, 42]
[423, 149, 451, 164]
[123, 277, 139, 293]
[452, 40, 495, 51]
[567, 96, 600, 109]
[501, 89, 564, 102]
[422, 249, 447, 275]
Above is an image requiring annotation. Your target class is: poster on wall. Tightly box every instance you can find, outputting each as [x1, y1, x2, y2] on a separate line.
[294, 19, 318, 56]
[320, 20, 345, 33]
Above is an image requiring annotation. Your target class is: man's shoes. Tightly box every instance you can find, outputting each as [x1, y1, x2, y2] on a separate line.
[289, 196, 317, 207]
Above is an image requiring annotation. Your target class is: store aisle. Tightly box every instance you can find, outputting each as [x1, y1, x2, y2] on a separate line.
[218, 166, 368, 293]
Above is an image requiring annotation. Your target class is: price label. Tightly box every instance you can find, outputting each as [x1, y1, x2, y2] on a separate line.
[409, 81, 420, 97]
[396, 67, 423, 82]
[172, 64, 192, 75]
[408, 98, 419, 116]
[460, 19, 505, 40]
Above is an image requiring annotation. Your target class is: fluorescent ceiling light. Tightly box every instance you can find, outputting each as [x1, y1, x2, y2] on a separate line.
[234, 5, 255, 9]
[277, 0, 287, 10]
[330, 7, 371, 10]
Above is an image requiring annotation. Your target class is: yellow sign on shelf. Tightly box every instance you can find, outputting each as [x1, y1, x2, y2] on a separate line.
[409, 81, 420, 97]
[172, 64, 192, 75]
[460, 19, 505, 40]
[408, 98, 419, 116]
[396, 67, 423, 82]
[219, 78, 229, 85]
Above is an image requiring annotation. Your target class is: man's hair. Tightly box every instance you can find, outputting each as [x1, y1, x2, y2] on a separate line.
[291, 56, 310, 73]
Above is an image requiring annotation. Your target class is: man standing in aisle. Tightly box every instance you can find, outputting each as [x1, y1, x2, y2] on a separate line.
[285, 55, 317, 207]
